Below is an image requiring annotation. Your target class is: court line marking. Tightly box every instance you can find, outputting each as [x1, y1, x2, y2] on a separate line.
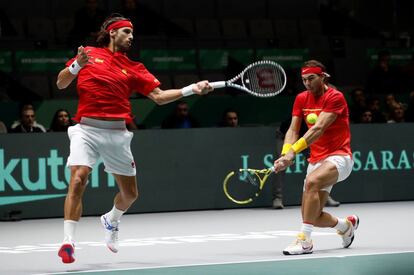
[0, 230, 336, 254]
[34, 250, 414, 275]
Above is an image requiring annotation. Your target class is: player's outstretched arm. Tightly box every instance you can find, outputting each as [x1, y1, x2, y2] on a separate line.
[147, 80, 213, 105]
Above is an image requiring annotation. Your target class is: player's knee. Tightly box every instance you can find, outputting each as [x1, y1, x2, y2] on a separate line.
[304, 177, 319, 193]
[71, 175, 88, 190]
[122, 189, 139, 202]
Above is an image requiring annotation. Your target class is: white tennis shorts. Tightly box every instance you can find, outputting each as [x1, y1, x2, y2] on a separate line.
[66, 117, 136, 176]
[303, 155, 353, 193]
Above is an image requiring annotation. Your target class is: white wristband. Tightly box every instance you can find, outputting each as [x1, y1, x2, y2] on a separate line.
[68, 60, 82, 75]
[181, 84, 195, 97]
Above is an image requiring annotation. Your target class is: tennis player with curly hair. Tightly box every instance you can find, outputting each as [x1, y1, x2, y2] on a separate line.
[56, 14, 213, 263]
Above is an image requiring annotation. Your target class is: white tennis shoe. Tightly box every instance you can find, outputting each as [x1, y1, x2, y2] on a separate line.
[283, 232, 313, 255]
[100, 214, 120, 253]
[338, 215, 359, 248]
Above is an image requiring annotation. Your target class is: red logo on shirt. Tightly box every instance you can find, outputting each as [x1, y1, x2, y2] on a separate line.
[131, 162, 135, 168]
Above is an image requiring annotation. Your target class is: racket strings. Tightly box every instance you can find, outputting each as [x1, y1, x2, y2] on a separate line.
[245, 172, 259, 186]
[241, 61, 286, 97]
[252, 65, 283, 94]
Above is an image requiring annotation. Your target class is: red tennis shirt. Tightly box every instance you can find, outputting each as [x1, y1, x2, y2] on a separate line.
[66, 47, 160, 123]
[292, 87, 352, 163]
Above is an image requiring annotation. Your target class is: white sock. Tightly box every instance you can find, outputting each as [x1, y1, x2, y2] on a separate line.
[334, 217, 349, 233]
[63, 220, 78, 243]
[300, 223, 314, 240]
[106, 206, 125, 223]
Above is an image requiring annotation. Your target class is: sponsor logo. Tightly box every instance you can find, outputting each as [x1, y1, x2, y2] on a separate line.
[239, 149, 414, 179]
[0, 149, 115, 206]
[94, 58, 104, 63]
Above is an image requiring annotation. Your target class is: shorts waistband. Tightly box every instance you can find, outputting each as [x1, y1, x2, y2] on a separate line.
[80, 117, 126, 129]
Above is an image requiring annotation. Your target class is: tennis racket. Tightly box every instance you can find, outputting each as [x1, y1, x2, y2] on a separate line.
[210, 60, 286, 97]
[223, 166, 276, 204]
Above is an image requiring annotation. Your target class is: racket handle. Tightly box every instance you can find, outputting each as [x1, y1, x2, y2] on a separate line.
[210, 81, 226, 89]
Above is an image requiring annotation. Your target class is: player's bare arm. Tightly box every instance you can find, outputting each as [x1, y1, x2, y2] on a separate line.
[274, 112, 337, 171]
[147, 80, 213, 105]
[56, 46, 92, 90]
[301, 111, 337, 146]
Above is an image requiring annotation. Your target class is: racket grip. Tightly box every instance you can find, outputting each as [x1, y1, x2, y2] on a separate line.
[210, 81, 226, 89]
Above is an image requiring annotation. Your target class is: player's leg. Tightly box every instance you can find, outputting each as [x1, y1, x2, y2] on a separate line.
[59, 165, 92, 263]
[99, 126, 137, 253]
[284, 161, 337, 255]
[112, 174, 139, 210]
[302, 161, 338, 224]
[59, 123, 98, 263]
[308, 156, 358, 248]
[64, 166, 92, 221]
[101, 174, 138, 253]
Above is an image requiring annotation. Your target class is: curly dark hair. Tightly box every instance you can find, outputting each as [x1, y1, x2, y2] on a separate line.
[96, 13, 131, 47]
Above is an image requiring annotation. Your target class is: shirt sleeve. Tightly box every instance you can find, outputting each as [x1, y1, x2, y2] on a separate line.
[132, 64, 161, 96]
[324, 92, 347, 114]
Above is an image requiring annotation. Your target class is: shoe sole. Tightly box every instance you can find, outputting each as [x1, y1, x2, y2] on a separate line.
[101, 215, 119, 253]
[58, 244, 75, 264]
[283, 250, 313, 255]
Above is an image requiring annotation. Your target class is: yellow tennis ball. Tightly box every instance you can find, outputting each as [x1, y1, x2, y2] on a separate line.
[306, 113, 318, 124]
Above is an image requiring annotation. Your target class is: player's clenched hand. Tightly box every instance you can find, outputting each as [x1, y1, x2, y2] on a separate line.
[273, 152, 295, 172]
[193, 80, 213, 95]
[76, 46, 93, 67]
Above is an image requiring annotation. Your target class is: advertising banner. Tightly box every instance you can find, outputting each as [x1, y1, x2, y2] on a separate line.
[1, 124, 413, 219]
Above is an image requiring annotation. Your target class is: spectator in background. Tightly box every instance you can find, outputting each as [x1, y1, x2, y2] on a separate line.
[349, 88, 367, 123]
[161, 101, 199, 129]
[366, 96, 386, 123]
[219, 109, 239, 127]
[359, 109, 373, 123]
[49, 109, 74, 132]
[383, 93, 398, 121]
[9, 105, 45, 133]
[0, 120, 7, 133]
[272, 123, 289, 209]
[366, 50, 403, 95]
[68, 0, 107, 47]
[387, 102, 406, 123]
[10, 104, 47, 132]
